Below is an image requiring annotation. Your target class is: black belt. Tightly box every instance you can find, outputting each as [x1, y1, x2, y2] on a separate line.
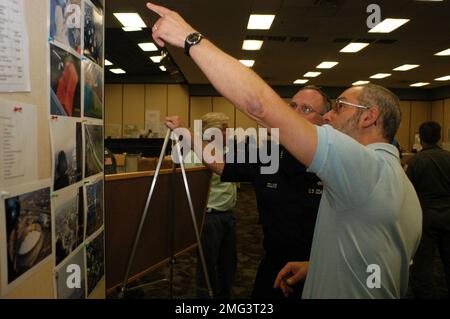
[206, 208, 233, 214]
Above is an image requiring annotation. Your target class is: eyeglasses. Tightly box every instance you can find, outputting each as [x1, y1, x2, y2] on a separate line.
[333, 98, 370, 113]
[289, 101, 325, 115]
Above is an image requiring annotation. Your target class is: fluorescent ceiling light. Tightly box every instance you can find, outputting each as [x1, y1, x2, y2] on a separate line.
[247, 14, 275, 30]
[316, 61, 338, 69]
[434, 48, 450, 56]
[113, 13, 147, 28]
[138, 42, 158, 52]
[110, 68, 125, 74]
[410, 82, 430, 87]
[340, 42, 370, 53]
[304, 72, 321, 78]
[368, 18, 409, 33]
[370, 73, 391, 79]
[242, 40, 264, 51]
[150, 56, 163, 63]
[352, 80, 370, 86]
[122, 27, 142, 32]
[435, 75, 450, 81]
[393, 64, 419, 71]
[293, 79, 309, 84]
[239, 60, 255, 67]
[104, 59, 113, 66]
[159, 66, 167, 72]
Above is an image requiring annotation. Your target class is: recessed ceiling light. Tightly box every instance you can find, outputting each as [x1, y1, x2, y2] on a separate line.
[138, 42, 158, 52]
[113, 13, 147, 28]
[159, 66, 167, 72]
[122, 27, 142, 32]
[434, 48, 450, 56]
[110, 68, 126, 74]
[410, 82, 430, 87]
[293, 79, 309, 84]
[242, 40, 264, 51]
[368, 18, 409, 33]
[393, 64, 420, 71]
[247, 14, 275, 30]
[340, 42, 370, 53]
[435, 75, 450, 81]
[316, 61, 339, 69]
[239, 60, 255, 67]
[370, 73, 392, 79]
[104, 59, 113, 66]
[150, 56, 163, 63]
[304, 72, 321, 78]
[352, 80, 370, 86]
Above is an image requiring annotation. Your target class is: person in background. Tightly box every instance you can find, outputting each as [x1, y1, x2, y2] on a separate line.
[184, 112, 238, 298]
[406, 121, 450, 298]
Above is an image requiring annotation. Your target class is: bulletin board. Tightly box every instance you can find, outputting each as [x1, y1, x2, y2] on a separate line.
[0, 0, 105, 299]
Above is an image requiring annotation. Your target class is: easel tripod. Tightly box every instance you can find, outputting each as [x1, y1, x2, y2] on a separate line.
[118, 128, 213, 299]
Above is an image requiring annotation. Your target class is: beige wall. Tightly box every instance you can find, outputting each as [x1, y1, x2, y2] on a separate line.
[106, 84, 450, 150]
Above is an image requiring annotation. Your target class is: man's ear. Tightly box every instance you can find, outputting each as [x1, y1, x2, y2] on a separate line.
[360, 106, 379, 129]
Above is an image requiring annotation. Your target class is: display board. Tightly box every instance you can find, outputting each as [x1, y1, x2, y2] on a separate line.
[0, 0, 105, 299]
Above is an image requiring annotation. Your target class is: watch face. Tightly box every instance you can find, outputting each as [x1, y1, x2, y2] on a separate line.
[187, 33, 201, 44]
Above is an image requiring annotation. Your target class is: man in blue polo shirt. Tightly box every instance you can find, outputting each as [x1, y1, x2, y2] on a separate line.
[148, 2, 422, 298]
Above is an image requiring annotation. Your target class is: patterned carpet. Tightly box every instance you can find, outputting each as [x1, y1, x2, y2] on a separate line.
[115, 183, 448, 299]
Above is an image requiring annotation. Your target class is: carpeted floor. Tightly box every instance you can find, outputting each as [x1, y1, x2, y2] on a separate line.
[115, 183, 448, 299]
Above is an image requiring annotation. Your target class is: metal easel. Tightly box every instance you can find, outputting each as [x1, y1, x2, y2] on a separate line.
[118, 128, 213, 299]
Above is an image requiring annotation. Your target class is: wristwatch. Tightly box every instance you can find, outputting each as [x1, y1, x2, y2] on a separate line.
[184, 32, 203, 57]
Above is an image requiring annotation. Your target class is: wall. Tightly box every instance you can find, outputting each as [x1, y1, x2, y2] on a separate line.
[106, 84, 450, 151]
[0, 0, 104, 299]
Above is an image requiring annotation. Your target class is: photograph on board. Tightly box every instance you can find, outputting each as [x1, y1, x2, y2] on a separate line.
[3, 187, 52, 285]
[84, 124, 103, 178]
[55, 247, 85, 299]
[50, 43, 82, 117]
[51, 117, 83, 191]
[83, 59, 103, 119]
[54, 185, 84, 266]
[50, 0, 82, 54]
[86, 230, 104, 295]
[84, 1, 103, 67]
[85, 179, 103, 238]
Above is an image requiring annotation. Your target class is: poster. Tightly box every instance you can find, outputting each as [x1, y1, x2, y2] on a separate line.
[83, 58, 103, 119]
[50, 117, 82, 191]
[53, 184, 84, 266]
[0, 99, 37, 188]
[0, 181, 52, 293]
[50, 43, 81, 117]
[86, 230, 104, 295]
[50, 0, 82, 54]
[0, 0, 31, 92]
[85, 178, 103, 238]
[84, 124, 103, 178]
[83, 0, 103, 67]
[54, 247, 85, 299]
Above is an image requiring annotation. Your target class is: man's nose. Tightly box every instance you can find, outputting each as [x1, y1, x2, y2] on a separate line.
[323, 110, 333, 123]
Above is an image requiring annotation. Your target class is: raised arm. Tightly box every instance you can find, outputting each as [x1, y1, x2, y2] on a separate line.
[166, 116, 225, 175]
[147, 2, 317, 167]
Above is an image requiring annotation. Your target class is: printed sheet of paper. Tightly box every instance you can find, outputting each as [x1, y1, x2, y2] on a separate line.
[0, 0, 31, 92]
[0, 99, 37, 188]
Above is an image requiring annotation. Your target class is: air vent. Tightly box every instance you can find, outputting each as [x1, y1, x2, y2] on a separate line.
[267, 36, 287, 42]
[375, 39, 397, 44]
[333, 38, 352, 43]
[290, 36, 309, 42]
[245, 35, 265, 41]
[354, 38, 376, 43]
